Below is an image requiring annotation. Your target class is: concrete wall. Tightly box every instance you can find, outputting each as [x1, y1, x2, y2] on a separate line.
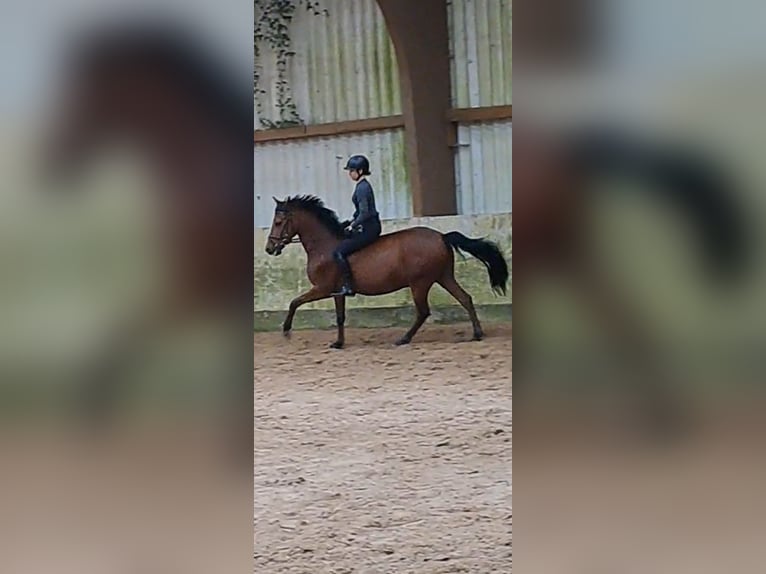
[254, 213, 511, 327]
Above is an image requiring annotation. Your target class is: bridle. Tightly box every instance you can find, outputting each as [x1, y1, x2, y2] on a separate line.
[268, 209, 301, 252]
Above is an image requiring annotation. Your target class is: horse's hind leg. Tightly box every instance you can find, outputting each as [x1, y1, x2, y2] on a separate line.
[438, 273, 484, 341]
[396, 282, 432, 346]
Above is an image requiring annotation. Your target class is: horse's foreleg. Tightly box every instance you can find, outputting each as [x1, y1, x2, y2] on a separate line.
[283, 286, 332, 336]
[330, 295, 346, 349]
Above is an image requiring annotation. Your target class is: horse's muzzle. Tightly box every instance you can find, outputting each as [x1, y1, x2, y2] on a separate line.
[265, 243, 284, 256]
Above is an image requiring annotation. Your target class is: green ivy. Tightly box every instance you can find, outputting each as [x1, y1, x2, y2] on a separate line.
[254, 0, 328, 129]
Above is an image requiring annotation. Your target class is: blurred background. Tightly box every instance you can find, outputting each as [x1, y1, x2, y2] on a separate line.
[516, 0, 766, 383]
[3, 0, 766, 571]
[514, 0, 766, 572]
[1, 1, 253, 572]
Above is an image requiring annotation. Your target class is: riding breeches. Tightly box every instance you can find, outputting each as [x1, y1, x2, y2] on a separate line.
[334, 219, 382, 258]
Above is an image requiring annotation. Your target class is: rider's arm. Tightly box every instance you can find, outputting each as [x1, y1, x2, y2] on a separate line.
[344, 198, 360, 229]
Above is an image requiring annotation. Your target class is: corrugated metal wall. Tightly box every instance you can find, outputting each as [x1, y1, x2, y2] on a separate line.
[449, 0, 512, 108]
[449, 0, 512, 216]
[254, 0, 513, 224]
[454, 120, 513, 215]
[254, 129, 410, 228]
[255, 0, 401, 127]
[254, 0, 408, 227]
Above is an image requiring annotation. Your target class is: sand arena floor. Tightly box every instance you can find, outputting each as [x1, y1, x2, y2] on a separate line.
[254, 324, 512, 573]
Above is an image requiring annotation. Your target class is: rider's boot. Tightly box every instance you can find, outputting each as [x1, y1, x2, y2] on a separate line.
[332, 252, 356, 297]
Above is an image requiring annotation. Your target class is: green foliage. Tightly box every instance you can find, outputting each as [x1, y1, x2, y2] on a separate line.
[254, 0, 328, 129]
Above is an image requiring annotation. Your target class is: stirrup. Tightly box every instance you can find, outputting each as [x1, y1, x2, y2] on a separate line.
[332, 284, 356, 297]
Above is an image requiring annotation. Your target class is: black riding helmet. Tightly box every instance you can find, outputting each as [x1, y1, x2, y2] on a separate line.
[344, 154, 371, 176]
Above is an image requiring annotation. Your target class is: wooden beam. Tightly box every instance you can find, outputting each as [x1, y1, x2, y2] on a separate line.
[253, 115, 405, 144]
[447, 104, 512, 124]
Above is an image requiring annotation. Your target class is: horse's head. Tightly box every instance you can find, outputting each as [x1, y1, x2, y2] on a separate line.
[265, 197, 299, 256]
[265, 195, 346, 255]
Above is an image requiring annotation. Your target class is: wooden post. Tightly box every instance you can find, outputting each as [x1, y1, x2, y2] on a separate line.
[377, 0, 457, 217]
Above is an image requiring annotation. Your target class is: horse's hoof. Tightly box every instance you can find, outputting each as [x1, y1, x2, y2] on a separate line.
[329, 341, 344, 349]
[472, 332, 484, 341]
[282, 328, 292, 339]
[395, 337, 410, 346]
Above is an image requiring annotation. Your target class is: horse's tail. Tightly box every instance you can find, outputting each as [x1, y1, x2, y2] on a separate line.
[571, 127, 749, 282]
[442, 232, 509, 295]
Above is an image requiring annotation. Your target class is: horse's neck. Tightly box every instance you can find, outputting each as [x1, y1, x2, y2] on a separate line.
[295, 215, 339, 259]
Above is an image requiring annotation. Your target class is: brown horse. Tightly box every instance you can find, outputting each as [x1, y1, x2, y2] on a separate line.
[265, 195, 509, 347]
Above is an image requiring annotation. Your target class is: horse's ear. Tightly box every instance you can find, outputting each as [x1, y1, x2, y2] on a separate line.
[273, 196, 280, 204]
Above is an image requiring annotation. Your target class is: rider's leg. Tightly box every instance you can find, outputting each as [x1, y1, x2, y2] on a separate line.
[332, 222, 382, 297]
[332, 241, 358, 296]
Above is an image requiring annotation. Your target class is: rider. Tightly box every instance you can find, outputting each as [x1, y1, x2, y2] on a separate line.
[333, 154, 382, 296]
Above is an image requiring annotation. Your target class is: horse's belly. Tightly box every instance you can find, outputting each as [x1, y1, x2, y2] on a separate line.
[357, 281, 408, 297]
[355, 267, 409, 296]
[352, 231, 445, 295]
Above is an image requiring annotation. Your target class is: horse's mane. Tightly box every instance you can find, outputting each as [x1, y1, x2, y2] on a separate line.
[283, 195, 347, 238]
[72, 22, 251, 135]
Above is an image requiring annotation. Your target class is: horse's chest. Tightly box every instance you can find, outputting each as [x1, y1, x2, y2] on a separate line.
[306, 257, 334, 285]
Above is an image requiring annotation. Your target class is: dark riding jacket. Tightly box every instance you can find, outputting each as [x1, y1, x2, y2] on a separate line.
[350, 179, 379, 230]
